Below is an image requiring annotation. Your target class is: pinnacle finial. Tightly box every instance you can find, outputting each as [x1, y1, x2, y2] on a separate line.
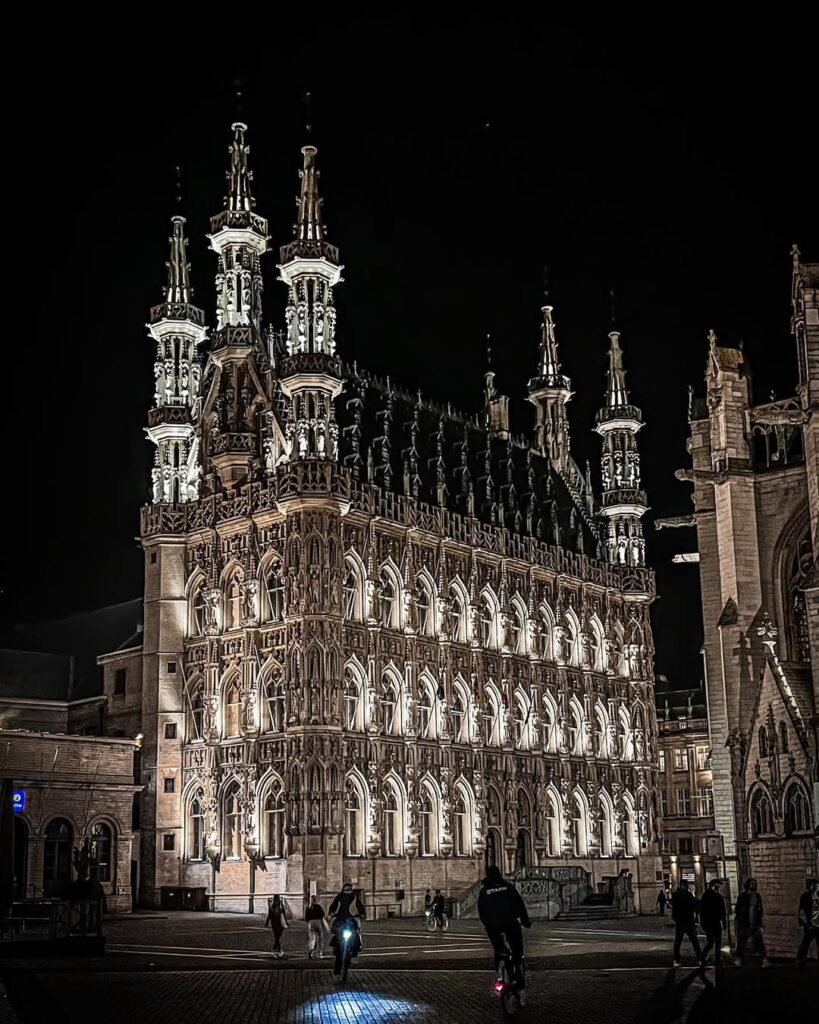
[295, 144, 324, 242]
[484, 333, 497, 402]
[791, 242, 801, 266]
[604, 330, 630, 408]
[538, 304, 561, 378]
[164, 215, 192, 304]
[226, 121, 254, 213]
[707, 328, 717, 348]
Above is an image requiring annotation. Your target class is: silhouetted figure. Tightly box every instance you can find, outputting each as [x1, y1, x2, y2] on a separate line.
[699, 879, 727, 968]
[671, 880, 702, 967]
[657, 889, 668, 916]
[734, 878, 770, 967]
[796, 879, 818, 967]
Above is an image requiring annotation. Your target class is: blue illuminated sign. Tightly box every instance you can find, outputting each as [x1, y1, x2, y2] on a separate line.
[12, 790, 25, 813]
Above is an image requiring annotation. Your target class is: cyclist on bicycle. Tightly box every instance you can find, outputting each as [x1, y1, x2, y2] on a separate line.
[432, 889, 447, 928]
[328, 882, 366, 978]
[478, 865, 531, 999]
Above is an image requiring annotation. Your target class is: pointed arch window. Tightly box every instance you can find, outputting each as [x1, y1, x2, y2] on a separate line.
[572, 793, 589, 857]
[542, 699, 557, 753]
[224, 571, 243, 631]
[563, 616, 579, 666]
[263, 562, 285, 623]
[418, 679, 437, 739]
[595, 705, 608, 758]
[778, 721, 789, 754]
[345, 778, 365, 857]
[383, 781, 403, 856]
[223, 680, 242, 738]
[479, 593, 499, 649]
[451, 683, 468, 743]
[786, 528, 812, 663]
[223, 784, 243, 859]
[590, 619, 606, 672]
[379, 568, 400, 629]
[419, 784, 439, 856]
[510, 600, 528, 655]
[188, 789, 205, 861]
[344, 667, 364, 732]
[483, 690, 501, 747]
[416, 576, 434, 636]
[619, 708, 633, 761]
[569, 704, 583, 755]
[513, 693, 530, 750]
[264, 673, 285, 733]
[749, 788, 774, 837]
[544, 793, 559, 856]
[191, 583, 208, 638]
[537, 608, 553, 661]
[453, 788, 471, 857]
[450, 585, 467, 643]
[264, 784, 285, 858]
[382, 676, 401, 736]
[187, 681, 204, 742]
[784, 783, 810, 835]
[344, 554, 365, 622]
[758, 726, 769, 758]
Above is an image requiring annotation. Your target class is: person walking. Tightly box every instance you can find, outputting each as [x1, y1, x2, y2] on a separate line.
[432, 889, 447, 928]
[306, 894, 328, 959]
[796, 878, 818, 967]
[265, 894, 291, 959]
[734, 878, 770, 967]
[657, 889, 668, 916]
[699, 879, 728, 968]
[671, 880, 702, 967]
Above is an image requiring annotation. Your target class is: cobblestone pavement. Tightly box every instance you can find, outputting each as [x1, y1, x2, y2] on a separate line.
[1, 914, 815, 1022]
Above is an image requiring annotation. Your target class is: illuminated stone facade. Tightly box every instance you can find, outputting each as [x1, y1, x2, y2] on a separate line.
[115, 123, 663, 914]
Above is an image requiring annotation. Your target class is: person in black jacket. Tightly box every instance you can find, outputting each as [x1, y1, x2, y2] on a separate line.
[477, 866, 532, 1000]
[796, 879, 818, 967]
[671, 880, 702, 967]
[699, 879, 728, 968]
[328, 882, 366, 977]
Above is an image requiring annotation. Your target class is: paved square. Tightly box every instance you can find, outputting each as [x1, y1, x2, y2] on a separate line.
[1, 913, 815, 1022]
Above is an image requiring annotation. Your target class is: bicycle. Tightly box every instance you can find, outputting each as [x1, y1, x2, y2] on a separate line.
[333, 916, 361, 982]
[493, 934, 526, 1019]
[425, 907, 449, 932]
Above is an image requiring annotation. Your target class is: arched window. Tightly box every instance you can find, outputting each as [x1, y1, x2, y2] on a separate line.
[188, 789, 205, 861]
[590, 617, 607, 672]
[190, 581, 208, 637]
[345, 777, 365, 856]
[572, 792, 588, 857]
[263, 672, 285, 733]
[537, 606, 553, 661]
[263, 783, 286, 858]
[510, 599, 528, 655]
[382, 675, 401, 736]
[479, 592, 499, 649]
[453, 786, 471, 856]
[487, 786, 503, 828]
[89, 822, 113, 883]
[542, 696, 558, 753]
[416, 575, 435, 636]
[223, 679, 242, 738]
[344, 553, 366, 622]
[450, 583, 468, 643]
[379, 567, 400, 629]
[619, 707, 634, 761]
[786, 527, 813, 663]
[544, 791, 559, 856]
[513, 692, 530, 750]
[263, 561, 284, 622]
[451, 681, 469, 743]
[419, 783, 439, 856]
[622, 798, 639, 857]
[595, 704, 609, 758]
[383, 780, 403, 856]
[784, 783, 810, 835]
[749, 788, 774, 837]
[614, 625, 628, 678]
[43, 818, 73, 896]
[569, 703, 583, 755]
[563, 613, 580, 667]
[483, 690, 501, 747]
[344, 667, 364, 732]
[599, 794, 614, 857]
[223, 784, 243, 859]
[187, 679, 204, 741]
[223, 569, 243, 631]
[418, 678, 437, 739]
[778, 721, 789, 754]
[758, 726, 769, 758]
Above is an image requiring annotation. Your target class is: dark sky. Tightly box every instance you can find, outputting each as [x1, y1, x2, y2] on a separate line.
[4, 21, 816, 688]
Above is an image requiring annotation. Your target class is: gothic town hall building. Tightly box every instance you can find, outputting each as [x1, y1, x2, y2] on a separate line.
[107, 123, 663, 914]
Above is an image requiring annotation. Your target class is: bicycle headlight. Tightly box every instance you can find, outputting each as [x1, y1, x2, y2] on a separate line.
[342, 929, 353, 940]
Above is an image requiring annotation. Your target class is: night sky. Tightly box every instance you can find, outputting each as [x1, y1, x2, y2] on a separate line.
[5, 23, 816, 689]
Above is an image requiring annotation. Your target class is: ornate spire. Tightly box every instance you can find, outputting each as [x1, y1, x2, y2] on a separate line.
[296, 145, 324, 242]
[226, 122, 254, 214]
[604, 332, 630, 408]
[537, 305, 563, 382]
[528, 304, 573, 469]
[164, 216, 192, 305]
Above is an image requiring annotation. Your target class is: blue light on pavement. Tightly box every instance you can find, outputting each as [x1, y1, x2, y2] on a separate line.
[289, 991, 425, 1022]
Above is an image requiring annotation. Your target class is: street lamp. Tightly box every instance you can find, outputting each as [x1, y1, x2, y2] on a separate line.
[205, 836, 220, 912]
[244, 839, 264, 914]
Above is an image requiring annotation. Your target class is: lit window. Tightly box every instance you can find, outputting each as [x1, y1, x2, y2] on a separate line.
[223, 786, 243, 859]
[676, 787, 691, 816]
[658, 750, 666, 772]
[673, 748, 689, 771]
[188, 790, 205, 860]
[264, 787, 286, 858]
[224, 681, 242, 737]
[264, 563, 285, 622]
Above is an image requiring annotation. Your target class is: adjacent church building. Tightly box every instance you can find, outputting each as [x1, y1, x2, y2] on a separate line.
[678, 250, 819, 955]
[101, 122, 663, 915]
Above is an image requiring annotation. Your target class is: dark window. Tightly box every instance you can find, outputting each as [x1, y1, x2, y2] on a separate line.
[150, 551, 157, 564]
[89, 823, 113, 883]
[679, 837, 693, 854]
[164, 778, 175, 793]
[164, 723, 177, 740]
[114, 669, 127, 695]
[132, 795, 141, 831]
[163, 834, 176, 851]
[167, 661, 177, 674]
